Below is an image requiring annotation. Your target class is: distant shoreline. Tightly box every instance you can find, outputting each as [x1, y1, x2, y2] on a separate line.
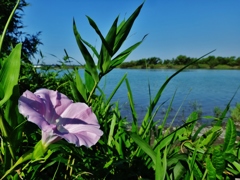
[34, 64, 240, 70]
[118, 64, 240, 70]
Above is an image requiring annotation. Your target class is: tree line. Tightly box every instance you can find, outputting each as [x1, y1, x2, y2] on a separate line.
[119, 55, 240, 69]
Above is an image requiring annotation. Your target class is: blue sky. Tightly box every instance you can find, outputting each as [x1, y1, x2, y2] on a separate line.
[22, 0, 240, 64]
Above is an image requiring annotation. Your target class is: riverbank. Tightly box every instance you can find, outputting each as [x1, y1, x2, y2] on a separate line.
[118, 64, 240, 70]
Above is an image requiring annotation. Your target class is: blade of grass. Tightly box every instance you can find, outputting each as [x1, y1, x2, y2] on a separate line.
[125, 78, 138, 128]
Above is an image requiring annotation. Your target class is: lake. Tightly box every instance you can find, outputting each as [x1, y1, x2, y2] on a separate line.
[92, 69, 240, 125]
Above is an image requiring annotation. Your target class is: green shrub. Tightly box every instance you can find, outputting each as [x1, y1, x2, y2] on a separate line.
[230, 103, 240, 122]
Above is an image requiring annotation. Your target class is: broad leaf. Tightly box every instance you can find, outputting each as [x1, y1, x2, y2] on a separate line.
[206, 157, 216, 180]
[212, 146, 225, 178]
[223, 118, 236, 153]
[0, 43, 22, 106]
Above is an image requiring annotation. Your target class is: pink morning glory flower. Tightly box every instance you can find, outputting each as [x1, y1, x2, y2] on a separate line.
[18, 88, 103, 148]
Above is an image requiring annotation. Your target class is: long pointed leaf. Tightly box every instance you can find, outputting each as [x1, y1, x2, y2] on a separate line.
[86, 16, 112, 55]
[0, 43, 22, 106]
[98, 17, 118, 73]
[0, 0, 20, 52]
[110, 34, 148, 70]
[73, 19, 99, 83]
[131, 133, 156, 165]
[113, 3, 144, 54]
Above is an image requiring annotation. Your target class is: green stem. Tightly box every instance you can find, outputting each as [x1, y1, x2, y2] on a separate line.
[87, 82, 98, 104]
[0, 0, 20, 52]
[0, 113, 15, 161]
[0, 150, 32, 180]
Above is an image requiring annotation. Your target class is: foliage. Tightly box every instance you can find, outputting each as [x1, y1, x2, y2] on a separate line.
[214, 106, 223, 119]
[231, 103, 240, 122]
[0, 0, 41, 62]
[1, 1, 240, 180]
[120, 54, 240, 69]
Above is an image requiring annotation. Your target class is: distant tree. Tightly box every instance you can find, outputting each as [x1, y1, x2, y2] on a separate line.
[163, 59, 171, 65]
[216, 56, 228, 65]
[236, 57, 240, 66]
[227, 56, 237, 67]
[0, 0, 42, 62]
[173, 55, 192, 65]
[207, 56, 218, 68]
[136, 58, 146, 66]
[146, 57, 162, 65]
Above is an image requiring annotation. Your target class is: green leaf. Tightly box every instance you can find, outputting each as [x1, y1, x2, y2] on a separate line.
[223, 119, 236, 153]
[1, 149, 32, 180]
[74, 69, 87, 102]
[155, 149, 162, 180]
[232, 161, 240, 173]
[110, 34, 147, 70]
[173, 161, 187, 180]
[106, 73, 127, 105]
[69, 81, 81, 102]
[73, 19, 99, 83]
[167, 154, 188, 167]
[81, 37, 99, 59]
[84, 67, 95, 93]
[219, 85, 240, 121]
[32, 140, 45, 160]
[206, 157, 216, 180]
[98, 16, 118, 73]
[0, 0, 20, 52]
[125, 78, 138, 129]
[131, 133, 156, 165]
[113, 2, 144, 54]
[0, 43, 22, 106]
[212, 146, 225, 178]
[86, 16, 112, 56]
[107, 103, 118, 147]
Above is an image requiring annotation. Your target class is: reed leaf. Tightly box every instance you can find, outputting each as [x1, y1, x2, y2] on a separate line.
[110, 34, 147, 70]
[125, 78, 138, 131]
[73, 19, 99, 83]
[107, 103, 118, 147]
[86, 16, 112, 56]
[98, 17, 118, 73]
[74, 69, 87, 102]
[0, 0, 20, 52]
[113, 3, 144, 54]
[131, 133, 156, 165]
[106, 73, 127, 105]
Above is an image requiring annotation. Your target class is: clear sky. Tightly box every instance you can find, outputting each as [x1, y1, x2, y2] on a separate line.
[22, 0, 240, 65]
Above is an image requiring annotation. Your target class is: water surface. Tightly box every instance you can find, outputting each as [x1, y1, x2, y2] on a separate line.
[96, 69, 240, 125]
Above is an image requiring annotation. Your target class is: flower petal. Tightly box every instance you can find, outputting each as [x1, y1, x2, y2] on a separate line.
[18, 90, 52, 132]
[60, 103, 99, 125]
[19, 89, 103, 148]
[59, 129, 103, 147]
[34, 89, 72, 123]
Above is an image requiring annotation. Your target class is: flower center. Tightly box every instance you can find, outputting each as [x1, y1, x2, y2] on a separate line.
[55, 119, 68, 134]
